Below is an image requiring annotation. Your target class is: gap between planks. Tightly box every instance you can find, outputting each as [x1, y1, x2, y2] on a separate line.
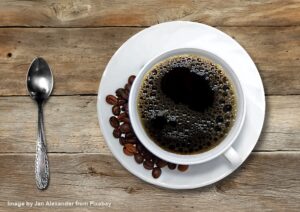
[0, 151, 299, 155]
[1, 94, 300, 97]
[0, 25, 299, 28]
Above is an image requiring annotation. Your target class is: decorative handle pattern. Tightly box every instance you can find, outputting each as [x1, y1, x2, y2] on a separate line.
[35, 103, 49, 190]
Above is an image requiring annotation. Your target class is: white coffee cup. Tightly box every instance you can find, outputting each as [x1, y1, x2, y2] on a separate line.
[129, 48, 246, 166]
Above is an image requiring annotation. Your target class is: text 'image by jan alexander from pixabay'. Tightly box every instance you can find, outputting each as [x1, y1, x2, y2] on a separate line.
[7, 200, 112, 208]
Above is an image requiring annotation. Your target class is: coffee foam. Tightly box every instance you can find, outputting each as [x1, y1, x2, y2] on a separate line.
[138, 54, 237, 154]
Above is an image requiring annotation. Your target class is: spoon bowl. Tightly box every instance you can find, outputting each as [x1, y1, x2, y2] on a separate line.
[27, 57, 53, 103]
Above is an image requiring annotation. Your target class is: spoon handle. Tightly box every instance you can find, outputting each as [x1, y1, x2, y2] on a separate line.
[35, 103, 49, 190]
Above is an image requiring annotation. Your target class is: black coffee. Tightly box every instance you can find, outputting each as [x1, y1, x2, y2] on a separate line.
[138, 54, 237, 154]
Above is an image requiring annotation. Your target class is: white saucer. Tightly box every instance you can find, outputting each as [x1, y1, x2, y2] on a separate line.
[97, 21, 265, 189]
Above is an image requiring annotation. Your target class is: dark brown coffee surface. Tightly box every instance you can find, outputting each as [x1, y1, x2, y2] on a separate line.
[138, 54, 237, 154]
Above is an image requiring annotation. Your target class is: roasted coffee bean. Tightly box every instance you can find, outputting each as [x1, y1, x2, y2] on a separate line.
[167, 163, 177, 170]
[118, 113, 128, 120]
[124, 144, 137, 154]
[123, 93, 129, 100]
[112, 105, 121, 116]
[125, 83, 132, 91]
[134, 153, 144, 164]
[156, 159, 168, 168]
[117, 99, 126, 106]
[152, 167, 162, 178]
[136, 143, 145, 153]
[119, 137, 126, 145]
[124, 88, 129, 96]
[178, 165, 189, 172]
[109, 116, 119, 128]
[116, 88, 129, 100]
[106, 95, 118, 105]
[113, 128, 121, 138]
[143, 151, 153, 161]
[128, 75, 136, 85]
[125, 132, 135, 138]
[123, 146, 134, 156]
[115, 88, 124, 97]
[119, 116, 130, 123]
[124, 103, 129, 115]
[125, 117, 131, 123]
[151, 156, 158, 164]
[121, 106, 126, 112]
[119, 123, 131, 133]
[143, 160, 154, 170]
[126, 137, 138, 144]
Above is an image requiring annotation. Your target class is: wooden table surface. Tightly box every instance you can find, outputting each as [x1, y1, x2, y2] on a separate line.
[0, 1, 299, 211]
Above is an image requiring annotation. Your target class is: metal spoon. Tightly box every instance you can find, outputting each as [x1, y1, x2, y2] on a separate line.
[27, 57, 53, 190]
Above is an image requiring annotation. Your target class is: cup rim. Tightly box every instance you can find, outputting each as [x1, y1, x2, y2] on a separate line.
[129, 48, 246, 165]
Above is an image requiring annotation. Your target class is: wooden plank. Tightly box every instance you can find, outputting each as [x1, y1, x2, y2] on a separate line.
[0, 27, 140, 96]
[0, 27, 299, 96]
[0, 96, 105, 154]
[255, 95, 300, 151]
[0, 0, 299, 27]
[220, 26, 300, 96]
[0, 95, 299, 153]
[0, 152, 299, 211]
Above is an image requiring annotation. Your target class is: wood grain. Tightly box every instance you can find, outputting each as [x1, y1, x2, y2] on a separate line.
[0, 152, 299, 211]
[0, 1, 298, 211]
[0, 95, 299, 154]
[0, 27, 299, 96]
[0, 0, 299, 27]
[0, 27, 140, 96]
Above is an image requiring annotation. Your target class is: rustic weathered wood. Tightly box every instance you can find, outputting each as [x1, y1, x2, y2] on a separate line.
[220, 27, 300, 95]
[0, 27, 299, 96]
[0, 96, 104, 154]
[0, 0, 299, 27]
[0, 27, 140, 96]
[0, 153, 299, 211]
[0, 1, 299, 211]
[0, 95, 299, 153]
